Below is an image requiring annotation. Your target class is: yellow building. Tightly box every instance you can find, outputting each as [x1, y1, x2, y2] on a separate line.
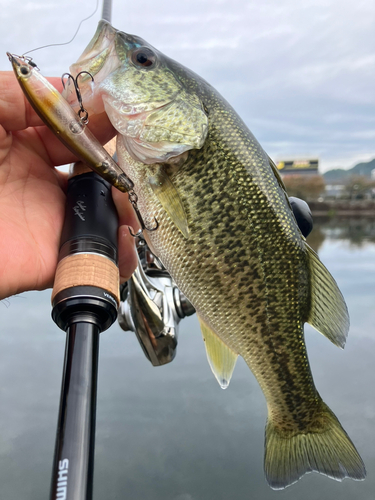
[277, 159, 319, 177]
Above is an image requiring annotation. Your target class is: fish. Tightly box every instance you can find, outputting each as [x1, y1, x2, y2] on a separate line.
[63, 20, 366, 489]
[7, 53, 133, 193]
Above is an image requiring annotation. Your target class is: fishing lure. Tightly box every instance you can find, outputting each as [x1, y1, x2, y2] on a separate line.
[7, 52, 133, 193]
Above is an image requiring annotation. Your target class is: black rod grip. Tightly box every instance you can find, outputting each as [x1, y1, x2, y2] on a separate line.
[59, 170, 119, 262]
[51, 169, 120, 332]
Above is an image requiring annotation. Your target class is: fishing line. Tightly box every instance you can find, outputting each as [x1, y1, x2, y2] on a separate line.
[23, 0, 100, 57]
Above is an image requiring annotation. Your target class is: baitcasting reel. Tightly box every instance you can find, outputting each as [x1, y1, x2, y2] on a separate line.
[117, 238, 195, 366]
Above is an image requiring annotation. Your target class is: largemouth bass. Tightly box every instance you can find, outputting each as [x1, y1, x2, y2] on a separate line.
[64, 21, 366, 489]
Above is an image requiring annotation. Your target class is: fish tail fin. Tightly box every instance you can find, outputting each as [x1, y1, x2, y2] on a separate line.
[264, 402, 366, 489]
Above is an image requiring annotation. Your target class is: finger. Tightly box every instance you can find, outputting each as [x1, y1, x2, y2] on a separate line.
[112, 186, 140, 231]
[117, 225, 138, 283]
[36, 111, 116, 167]
[112, 187, 140, 282]
[0, 72, 64, 130]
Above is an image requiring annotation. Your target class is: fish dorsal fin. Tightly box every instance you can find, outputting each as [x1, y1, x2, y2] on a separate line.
[197, 314, 238, 389]
[148, 168, 190, 238]
[267, 155, 287, 193]
[267, 155, 297, 214]
[306, 244, 349, 348]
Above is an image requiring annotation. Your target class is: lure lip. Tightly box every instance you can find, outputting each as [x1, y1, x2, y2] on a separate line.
[7, 53, 31, 82]
[6, 52, 39, 75]
[6, 52, 20, 68]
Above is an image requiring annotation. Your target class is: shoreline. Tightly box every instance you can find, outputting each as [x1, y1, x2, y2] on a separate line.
[307, 200, 375, 218]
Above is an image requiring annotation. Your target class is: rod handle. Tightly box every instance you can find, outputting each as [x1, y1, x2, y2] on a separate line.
[52, 253, 120, 305]
[51, 164, 120, 332]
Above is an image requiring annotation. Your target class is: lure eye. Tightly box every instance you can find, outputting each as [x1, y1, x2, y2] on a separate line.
[131, 48, 156, 68]
[20, 65, 30, 76]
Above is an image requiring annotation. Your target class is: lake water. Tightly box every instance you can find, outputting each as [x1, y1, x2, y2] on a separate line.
[1, 219, 374, 500]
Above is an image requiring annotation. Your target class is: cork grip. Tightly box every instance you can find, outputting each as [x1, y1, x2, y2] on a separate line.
[52, 253, 120, 305]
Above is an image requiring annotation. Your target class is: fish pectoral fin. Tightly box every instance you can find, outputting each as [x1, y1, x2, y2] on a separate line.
[148, 169, 189, 238]
[197, 314, 238, 389]
[306, 244, 349, 348]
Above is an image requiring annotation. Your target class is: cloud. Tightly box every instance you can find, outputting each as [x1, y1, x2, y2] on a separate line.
[1, 0, 374, 171]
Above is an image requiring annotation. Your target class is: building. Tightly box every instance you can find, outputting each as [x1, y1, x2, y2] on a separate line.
[276, 159, 319, 177]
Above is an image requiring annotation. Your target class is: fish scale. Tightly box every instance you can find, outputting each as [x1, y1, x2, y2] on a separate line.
[119, 114, 318, 426]
[65, 20, 365, 489]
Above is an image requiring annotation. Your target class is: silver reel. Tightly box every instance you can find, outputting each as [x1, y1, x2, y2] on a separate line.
[117, 238, 195, 366]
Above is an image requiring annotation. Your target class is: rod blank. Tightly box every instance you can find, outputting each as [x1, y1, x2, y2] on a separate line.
[50, 322, 100, 500]
[101, 0, 112, 22]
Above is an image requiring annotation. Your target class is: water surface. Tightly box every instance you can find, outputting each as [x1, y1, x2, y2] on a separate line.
[0, 219, 374, 499]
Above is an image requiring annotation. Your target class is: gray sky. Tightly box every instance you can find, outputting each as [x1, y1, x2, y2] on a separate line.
[1, 0, 374, 172]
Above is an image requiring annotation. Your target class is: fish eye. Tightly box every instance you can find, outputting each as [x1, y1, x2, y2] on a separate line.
[131, 48, 156, 68]
[20, 65, 30, 75]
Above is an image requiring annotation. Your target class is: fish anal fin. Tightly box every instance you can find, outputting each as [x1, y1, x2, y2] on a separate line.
[264, 402, 366, 489]
[148, 168, 189, 238]
[306, 244, 349, 348]
[197, 314, 238, 389]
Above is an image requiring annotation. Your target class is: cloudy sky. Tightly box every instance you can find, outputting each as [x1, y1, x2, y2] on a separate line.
[1, 0, 374, 172]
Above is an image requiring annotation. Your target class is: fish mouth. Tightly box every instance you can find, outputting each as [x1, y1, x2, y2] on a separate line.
[72, 21, 118, 77]
[62, 21, 208, 164]
[62, 20, 178, 121]
[62, 21, 121, 112]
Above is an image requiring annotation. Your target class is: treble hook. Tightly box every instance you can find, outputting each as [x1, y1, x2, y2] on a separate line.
[128, 190, 159, 237]
[61, 71, 94, 125]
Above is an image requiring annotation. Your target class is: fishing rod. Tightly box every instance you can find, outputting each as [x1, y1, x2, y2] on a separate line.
[49, 3, 116, 500]
[46, 0, 195, 496]
[49, 161, 119, 500]
[46, 1, 314, 497]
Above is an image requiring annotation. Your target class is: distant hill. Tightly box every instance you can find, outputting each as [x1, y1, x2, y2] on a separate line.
[324, 158, 375, 182]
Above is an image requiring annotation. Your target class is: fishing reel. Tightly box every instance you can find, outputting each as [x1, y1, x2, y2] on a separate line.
[117, 238, 195, 366]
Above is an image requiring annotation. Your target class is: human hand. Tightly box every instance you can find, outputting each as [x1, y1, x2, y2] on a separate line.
[0, 71, 137, 300]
